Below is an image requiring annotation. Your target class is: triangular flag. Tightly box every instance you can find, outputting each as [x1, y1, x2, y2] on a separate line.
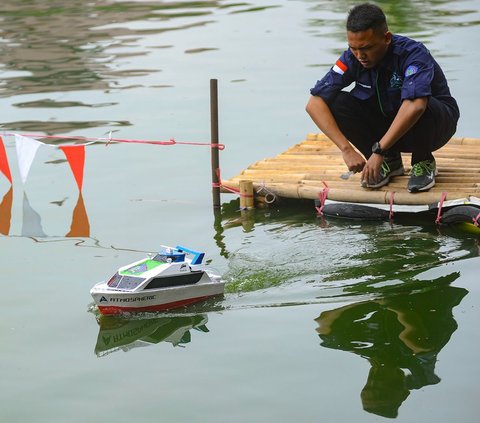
[22, 191, 47, 237]
[60, 145, 85, 191]
[0, 187, 13, 235]
[0, 136, 12, 184]
[15, 135, 42, 184]
[66, 192, 90, 237]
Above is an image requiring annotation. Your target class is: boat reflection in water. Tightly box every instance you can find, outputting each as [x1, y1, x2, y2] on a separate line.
[94, 313, 209, 357]
[315, 273, 467, 419]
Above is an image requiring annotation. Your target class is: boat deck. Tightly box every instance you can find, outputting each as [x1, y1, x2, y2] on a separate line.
[221, 134, 480, 207]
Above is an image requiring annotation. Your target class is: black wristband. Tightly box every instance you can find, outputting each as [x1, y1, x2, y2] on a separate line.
[372, 142, 386, 155]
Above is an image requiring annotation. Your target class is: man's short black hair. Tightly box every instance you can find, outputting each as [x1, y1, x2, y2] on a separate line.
[347, 3, 388, 34]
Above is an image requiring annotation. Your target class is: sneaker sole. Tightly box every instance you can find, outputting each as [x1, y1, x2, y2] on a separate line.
[363, 166, 404, 189]
[407, 169, 438, 193]
[407, 181, 435, 193]
[408, 179, 435, 193]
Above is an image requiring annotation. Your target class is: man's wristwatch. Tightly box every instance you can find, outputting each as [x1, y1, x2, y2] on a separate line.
[372, 142, 386, 155]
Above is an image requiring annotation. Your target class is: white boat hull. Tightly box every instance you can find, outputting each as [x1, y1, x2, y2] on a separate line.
[91, 277, 225, 314]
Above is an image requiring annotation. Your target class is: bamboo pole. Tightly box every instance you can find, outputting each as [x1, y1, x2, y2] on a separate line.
[221, 181, 479, 205]
[232, 175, 480, 185]
[229, 182, 479, 193]
[239, 180, 254, 210]
[264, 184, 472, 205]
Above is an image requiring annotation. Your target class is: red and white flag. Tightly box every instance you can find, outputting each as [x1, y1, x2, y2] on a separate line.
[0, 136, 12, 184]
[333, 59, 348, 75]
[60, 145, 86, 192]
[15, 135, 42, 184]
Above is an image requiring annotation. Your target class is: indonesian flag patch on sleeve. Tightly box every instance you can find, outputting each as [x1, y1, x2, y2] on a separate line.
[333, 59, 348, 75]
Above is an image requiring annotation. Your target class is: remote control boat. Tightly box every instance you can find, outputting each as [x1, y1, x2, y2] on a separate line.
[91, 246, 224, 315]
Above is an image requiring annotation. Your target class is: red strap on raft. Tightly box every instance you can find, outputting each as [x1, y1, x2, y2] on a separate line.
[473, 212, 480, 227]
[315, 181, 329, 216]
[212, 168, 253, 197]
[212, 167, 222, 189]
[435, 192, 448, 225]
[389, 191, 396, 220]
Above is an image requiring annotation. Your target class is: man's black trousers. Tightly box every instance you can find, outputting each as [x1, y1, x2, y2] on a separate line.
[325, 92, 459, 164]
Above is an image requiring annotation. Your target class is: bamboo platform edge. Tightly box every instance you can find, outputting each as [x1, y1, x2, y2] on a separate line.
[221, 182, 478, 206]
[221, 134, 480, 207]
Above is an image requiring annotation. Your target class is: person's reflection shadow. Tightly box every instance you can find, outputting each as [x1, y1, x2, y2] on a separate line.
[315, 273, 467, 418]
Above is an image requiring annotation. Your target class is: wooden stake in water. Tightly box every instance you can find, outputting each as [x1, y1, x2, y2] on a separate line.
[210, 79, 221, 208]
[239, 180, 254, 209]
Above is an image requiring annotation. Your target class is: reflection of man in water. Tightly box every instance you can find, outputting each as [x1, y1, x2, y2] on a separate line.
[315, 280, 466, 418]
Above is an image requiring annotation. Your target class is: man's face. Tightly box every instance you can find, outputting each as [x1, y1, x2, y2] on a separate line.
[347, 28, 392, 69]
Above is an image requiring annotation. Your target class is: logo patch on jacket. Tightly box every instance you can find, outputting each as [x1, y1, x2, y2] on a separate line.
[405, 65, 418, 77]
[390, 72, 403, 88]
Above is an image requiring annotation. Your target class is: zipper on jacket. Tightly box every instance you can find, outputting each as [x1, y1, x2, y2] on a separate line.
[375, 71, 387, 117]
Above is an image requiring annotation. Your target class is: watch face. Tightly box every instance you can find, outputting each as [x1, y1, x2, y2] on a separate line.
[372, 142, 384, 154]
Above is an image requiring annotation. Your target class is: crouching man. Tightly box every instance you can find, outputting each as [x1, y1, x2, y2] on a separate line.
[306, 3, 459, 192]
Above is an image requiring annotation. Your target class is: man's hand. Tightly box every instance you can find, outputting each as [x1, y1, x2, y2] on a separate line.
[342, 148, 366, 173]
[306, 96, 366, 173]
[361, 153, 384, 185]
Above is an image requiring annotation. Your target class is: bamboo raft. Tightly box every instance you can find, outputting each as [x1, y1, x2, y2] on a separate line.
[221, 133, 480, 208]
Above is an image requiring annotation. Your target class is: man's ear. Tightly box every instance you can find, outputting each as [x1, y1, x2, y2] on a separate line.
[385, 31, 393, 45]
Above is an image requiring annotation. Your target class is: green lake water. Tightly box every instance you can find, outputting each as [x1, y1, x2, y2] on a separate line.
[1, 1, 479, 421]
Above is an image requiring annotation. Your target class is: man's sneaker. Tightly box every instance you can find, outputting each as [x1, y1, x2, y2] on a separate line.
[407, 160, 438, 192]
[361, 154, 404, 188]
